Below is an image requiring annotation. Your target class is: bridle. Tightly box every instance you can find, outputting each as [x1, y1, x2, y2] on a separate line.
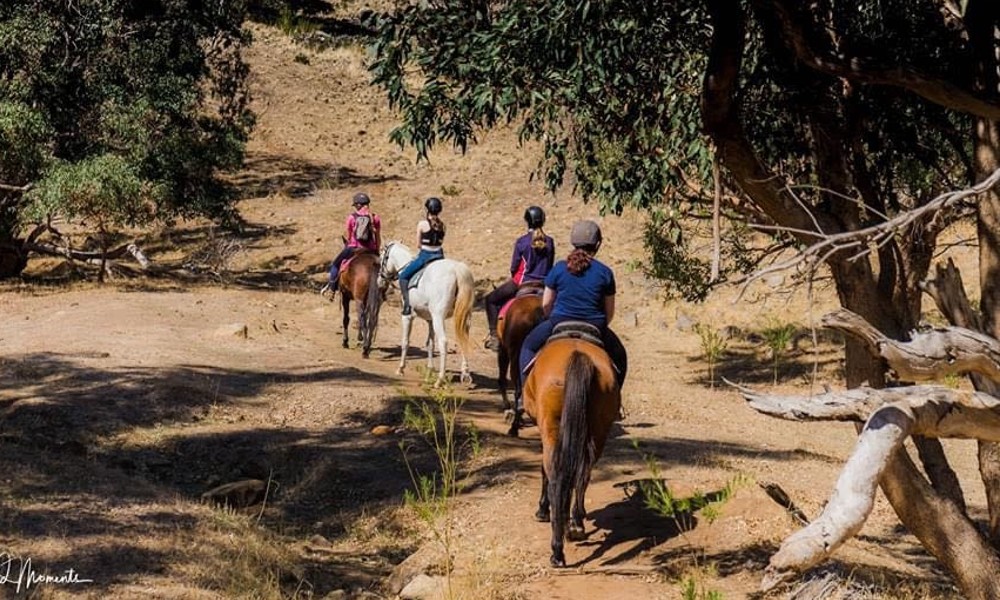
[378, 241, 398, 285]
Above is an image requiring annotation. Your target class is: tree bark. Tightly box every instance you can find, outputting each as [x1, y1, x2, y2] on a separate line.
[966, 0, 1000, 547]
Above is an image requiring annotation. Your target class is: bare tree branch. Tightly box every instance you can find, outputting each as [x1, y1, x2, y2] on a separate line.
[735, 167, 1000, 296]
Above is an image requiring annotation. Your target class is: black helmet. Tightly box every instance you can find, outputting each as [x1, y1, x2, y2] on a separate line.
[570, 220, 602, 248]
[524, 205, 545, 229]
[424, 197, 443, 215]
[352, 192, 370, 206]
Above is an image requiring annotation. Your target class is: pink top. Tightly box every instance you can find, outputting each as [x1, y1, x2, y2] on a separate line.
[345, 207, 381, 250]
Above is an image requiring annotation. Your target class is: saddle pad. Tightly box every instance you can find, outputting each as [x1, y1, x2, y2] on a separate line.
[404, 256, 443, 289]
[498, 297, 517, 320]
[407, 268, 425, 289]
[549, 321, 604, 347]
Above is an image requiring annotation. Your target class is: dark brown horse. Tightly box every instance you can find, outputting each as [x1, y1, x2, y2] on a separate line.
[521, 339, 621, 567]
[337, 250, 382, 357]
[496, 293, 544, 409]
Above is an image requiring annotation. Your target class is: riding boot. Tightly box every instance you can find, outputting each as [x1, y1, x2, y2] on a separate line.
[484, 332, 500, 351]
[399, 278, 412, 316]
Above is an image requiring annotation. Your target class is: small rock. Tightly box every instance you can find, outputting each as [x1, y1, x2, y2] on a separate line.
[386, 544, 447, 595]
[370, 425, 393, 436]
[621, 311, 638, 327]
[400, 574, 447, 600]
[764, 274, 785, 288]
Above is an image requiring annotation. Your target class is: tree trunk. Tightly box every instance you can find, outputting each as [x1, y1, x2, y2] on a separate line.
[966, 0, 1000, 548]
[0, 237, 27, 279]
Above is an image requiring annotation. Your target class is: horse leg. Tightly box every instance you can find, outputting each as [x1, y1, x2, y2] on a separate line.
[341, 293, 351, 349]
[425, 325, 434, 370]
[498, 347, 510, 410]
[356, 301, 364, 342]
[549, 470, 569, 568]
[568, 461, 591, 541]
[397, 314, 414, 375]
[535, 465, 551, 522]
[458, 339, 471, 385]
[431, 313, 448, 387]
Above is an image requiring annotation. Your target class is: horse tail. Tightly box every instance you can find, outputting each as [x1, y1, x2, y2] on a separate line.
[360, 257, 382, 351]
[452, 264, 475, 359]
[552, 351, 594, 542]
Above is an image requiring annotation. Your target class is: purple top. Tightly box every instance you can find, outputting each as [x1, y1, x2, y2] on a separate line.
[511, 231, 555, 284]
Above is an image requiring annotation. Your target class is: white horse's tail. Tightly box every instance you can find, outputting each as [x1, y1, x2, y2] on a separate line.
[452, 263, 475, 359]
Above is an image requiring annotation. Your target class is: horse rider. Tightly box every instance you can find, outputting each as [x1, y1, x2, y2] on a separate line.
[483, 205, 555, 350]
[518, 220, 628, 402]
[398, 197, 446, 316]
[326, 192, 382, 293]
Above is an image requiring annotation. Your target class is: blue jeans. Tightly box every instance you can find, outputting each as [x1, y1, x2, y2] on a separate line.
[328, 246, 355, 283]
[398, 249, 444, 314]
[398, 248, 444, 282]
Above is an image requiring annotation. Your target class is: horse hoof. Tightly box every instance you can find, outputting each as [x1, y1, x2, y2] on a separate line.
[342, 341, 349, 349]
[567, 527, 586, 542]
[535, 509, 550, 522]
[362, 350, 370, 359]
[507, 424, 520, 438]
[460, 374, 472, 385]
[396, 367, 404, 376]
[550, 554, 566, 568]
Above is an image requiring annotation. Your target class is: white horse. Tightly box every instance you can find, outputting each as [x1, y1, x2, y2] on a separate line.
[377, 241, 475, 386]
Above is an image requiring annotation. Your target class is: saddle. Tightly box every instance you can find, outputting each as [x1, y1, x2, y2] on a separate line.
[548, 321, 604, 348]
[515, 281, 545, 297]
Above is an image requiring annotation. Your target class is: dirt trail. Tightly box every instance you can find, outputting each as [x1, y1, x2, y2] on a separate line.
[0, 22, 976, 600]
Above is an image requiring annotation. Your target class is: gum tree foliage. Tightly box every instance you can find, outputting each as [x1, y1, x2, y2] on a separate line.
[368, 0, 1000, 596]
[0, 0, 254, 278]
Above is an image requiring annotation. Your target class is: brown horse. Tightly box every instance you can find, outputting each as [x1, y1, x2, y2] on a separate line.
[337, 250, 382, 357]
[496, 293, 544, 410]
[521, 338, 621, 567]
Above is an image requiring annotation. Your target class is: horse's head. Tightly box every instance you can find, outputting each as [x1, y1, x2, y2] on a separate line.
[377, 241, 408, 291]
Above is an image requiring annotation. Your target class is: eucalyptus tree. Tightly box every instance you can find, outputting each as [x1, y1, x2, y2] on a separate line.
[367, 0, 1000, 595]
[0, 0, 253, 278]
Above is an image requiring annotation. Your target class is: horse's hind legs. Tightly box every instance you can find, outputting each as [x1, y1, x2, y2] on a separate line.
[567, 465, 591, 541]
[341, 295, 351, 349]
[535, 466, 551, 522]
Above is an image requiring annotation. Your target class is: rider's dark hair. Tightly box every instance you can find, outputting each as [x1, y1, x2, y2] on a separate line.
[566, 248, 593, 274]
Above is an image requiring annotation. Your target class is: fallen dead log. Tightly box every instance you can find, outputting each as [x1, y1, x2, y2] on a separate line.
[821, 309, 1000, 383]
[737, 380, 1000, 589]
[24, 239, 151, 274]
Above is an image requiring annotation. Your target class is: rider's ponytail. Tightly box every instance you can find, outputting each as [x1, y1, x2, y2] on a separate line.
[428, 213, 444, 232]
[566, 248, 592, 274]
[531, 227, 548, 251]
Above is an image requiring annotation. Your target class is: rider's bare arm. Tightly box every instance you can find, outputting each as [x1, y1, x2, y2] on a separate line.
[542, 287, 556, 317]
[604, 294, 615, 324]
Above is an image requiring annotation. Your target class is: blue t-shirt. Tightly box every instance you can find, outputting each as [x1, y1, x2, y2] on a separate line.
[545, 258, 616, 326]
